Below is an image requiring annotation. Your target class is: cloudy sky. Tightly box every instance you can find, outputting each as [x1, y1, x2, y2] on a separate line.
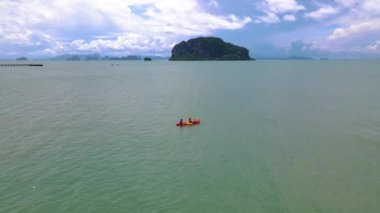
[1, 0, 380, 58]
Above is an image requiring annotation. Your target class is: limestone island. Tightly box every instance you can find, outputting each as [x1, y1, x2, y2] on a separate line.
[169, 37, 253, 61]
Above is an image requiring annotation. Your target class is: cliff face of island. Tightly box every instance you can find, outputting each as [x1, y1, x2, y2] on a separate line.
[169, 37, 252, 61]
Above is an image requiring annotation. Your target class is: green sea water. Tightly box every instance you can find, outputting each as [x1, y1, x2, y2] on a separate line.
[0, 60, 379, 212]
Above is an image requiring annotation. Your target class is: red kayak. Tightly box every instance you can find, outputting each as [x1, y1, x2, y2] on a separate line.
[176, 119, 201, 127]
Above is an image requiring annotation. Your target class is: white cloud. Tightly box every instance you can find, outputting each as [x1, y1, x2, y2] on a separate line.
[328, 19, 380, 40]
[304, 17, 380, 55]
[257, 12, 280, 24]
[327, 28, 347, 40]
[367, 40, 380, 52]
[0, 0, 251, 56]
[262, 0, 305, 13]
[208, 0, 220, 8]
[283, 14, 296, 22]
[305, 0, 380, 55]
[333, 0, 359, 8]
[304, 5, 338, 20]
[332, 0, 380, 25]
[256, 0, 305, 23]
[254, 0, 380, 57]
[362, 0, 380, 14]
[334, 0, 380, 15]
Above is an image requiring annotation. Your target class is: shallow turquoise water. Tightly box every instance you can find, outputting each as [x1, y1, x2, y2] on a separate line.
[0, 60, 379, 212]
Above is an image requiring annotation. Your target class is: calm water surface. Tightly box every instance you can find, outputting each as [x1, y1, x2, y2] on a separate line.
[0, 61, 379, 212]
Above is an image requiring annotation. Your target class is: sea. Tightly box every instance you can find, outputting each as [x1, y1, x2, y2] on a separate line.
[0, 60, 379, 212]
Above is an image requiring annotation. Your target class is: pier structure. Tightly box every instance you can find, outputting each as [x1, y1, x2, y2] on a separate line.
[0, 64, 43, 67]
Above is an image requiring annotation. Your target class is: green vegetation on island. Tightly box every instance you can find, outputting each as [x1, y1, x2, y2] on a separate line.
[169, 37, 253, 61]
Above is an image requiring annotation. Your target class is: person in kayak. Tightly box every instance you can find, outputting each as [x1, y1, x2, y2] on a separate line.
[177, 117, 200, 126]
[193, 118, 200, 124]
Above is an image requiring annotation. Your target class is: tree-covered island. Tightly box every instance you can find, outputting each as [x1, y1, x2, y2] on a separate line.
[169, 37, 253, 61]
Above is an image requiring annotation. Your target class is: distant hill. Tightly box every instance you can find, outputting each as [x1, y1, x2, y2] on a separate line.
[146, 56, 169, 60]
[103, 56, 141, 60]
[16, 57, 28, 61]
[255, 56, 314, 60]
[51, 54, 81, 60]
[169, 37, 252, 61]
[288, 55, 314, 60]
[67, 55, 80, 61]
[50, 54, 168, 61]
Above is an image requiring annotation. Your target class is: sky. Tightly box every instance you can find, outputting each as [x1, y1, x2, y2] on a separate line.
[0, 0, 380, 59]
